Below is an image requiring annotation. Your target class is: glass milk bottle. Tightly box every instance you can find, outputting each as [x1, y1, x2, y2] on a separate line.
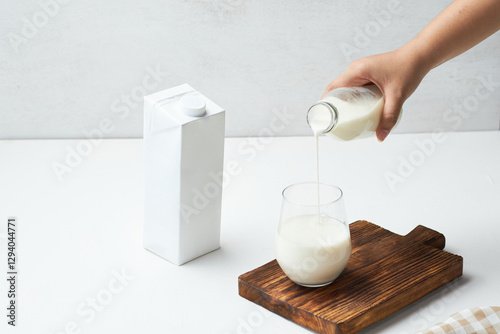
[306, 85, 401, 140]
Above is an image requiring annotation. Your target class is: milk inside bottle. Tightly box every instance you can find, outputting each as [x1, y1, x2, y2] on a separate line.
[307, 84, 396, 141]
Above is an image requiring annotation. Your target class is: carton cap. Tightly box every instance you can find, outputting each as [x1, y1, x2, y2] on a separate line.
[179, 95, 206, 117]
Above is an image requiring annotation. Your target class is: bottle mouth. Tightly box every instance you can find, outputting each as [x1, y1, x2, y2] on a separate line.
[307, 101, 338, 134]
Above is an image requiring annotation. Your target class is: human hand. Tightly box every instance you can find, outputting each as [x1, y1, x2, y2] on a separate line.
[323, 48, 429, 141]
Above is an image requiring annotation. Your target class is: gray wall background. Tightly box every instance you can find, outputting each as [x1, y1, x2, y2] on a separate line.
[1, 0, 499, 139]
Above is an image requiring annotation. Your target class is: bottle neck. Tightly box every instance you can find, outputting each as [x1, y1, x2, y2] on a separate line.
[307, 101, 338, 134]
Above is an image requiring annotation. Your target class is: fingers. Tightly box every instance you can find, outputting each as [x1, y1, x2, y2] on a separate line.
[322, 76, 350, 98]
[322, 59, 374, 98]
[376, 91, 403, 142]
[322, 75, 372, 98]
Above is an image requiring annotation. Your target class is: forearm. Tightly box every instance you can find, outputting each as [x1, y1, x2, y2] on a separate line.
[403, 0, 500, 73]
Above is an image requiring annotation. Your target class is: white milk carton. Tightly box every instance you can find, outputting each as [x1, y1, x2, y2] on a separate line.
[143, 84, 225, 265]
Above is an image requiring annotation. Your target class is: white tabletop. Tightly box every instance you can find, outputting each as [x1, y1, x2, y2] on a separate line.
[1, 131, 499, 334]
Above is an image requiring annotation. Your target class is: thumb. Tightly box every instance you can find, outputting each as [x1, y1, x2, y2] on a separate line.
[376, 94, 402, 142]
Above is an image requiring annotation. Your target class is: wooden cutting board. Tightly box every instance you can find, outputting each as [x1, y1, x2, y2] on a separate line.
[238, 221, 463, 334]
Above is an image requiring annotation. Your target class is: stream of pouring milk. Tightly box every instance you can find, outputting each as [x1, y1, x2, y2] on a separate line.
[311, 119, 328, 221]
[314, 130, 321, 220]
[309, 106, 333, 220]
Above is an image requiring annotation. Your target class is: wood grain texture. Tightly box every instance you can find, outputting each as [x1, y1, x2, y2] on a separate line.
[238, 221, 463, 334]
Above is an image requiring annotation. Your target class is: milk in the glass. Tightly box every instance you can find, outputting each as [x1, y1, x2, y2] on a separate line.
[276, 214, 351, 286]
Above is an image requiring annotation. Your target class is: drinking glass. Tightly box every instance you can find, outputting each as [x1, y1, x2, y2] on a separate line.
[275, 182, 351, 287]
